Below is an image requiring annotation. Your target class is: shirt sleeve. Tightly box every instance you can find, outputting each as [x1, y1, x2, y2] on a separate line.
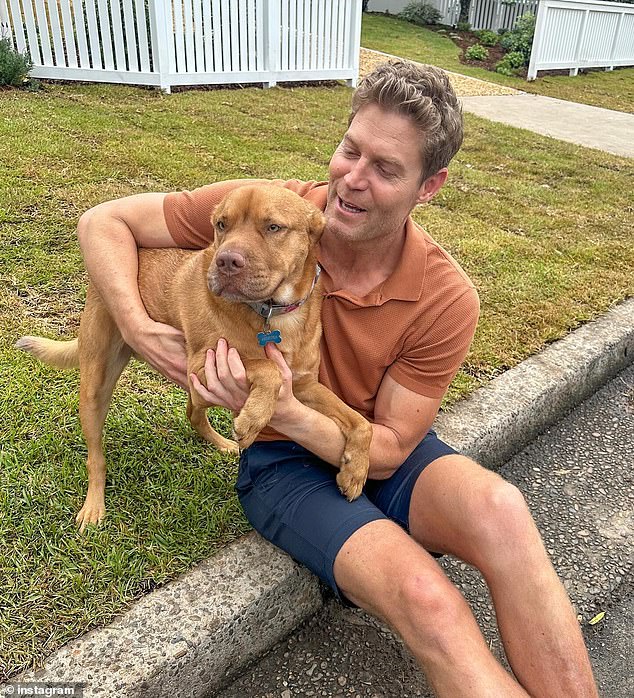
[387, 286, 480, 399]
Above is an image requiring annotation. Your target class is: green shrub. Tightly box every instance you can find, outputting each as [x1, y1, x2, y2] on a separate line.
[456, 21, 472, 32]
[499, 12, 536, 64]
[495, 51, 526, 76]
[398, 1, 442, 26]
[475, 29, 499, 46]
[0, 38, 33, 87]
[465, 43, 489, 61]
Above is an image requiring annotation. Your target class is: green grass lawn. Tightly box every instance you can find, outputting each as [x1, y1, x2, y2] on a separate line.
[1, 80, 633, 679]
[362, 13, 634, 113]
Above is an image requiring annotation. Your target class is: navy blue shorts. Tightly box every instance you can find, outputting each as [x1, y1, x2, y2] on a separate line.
[235, 431, 457, 604]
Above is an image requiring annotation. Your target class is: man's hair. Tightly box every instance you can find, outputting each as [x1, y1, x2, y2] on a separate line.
[350, 60, 464, 182]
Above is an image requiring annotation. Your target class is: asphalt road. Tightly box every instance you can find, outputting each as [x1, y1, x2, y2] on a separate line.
[216, 363, 634, 698]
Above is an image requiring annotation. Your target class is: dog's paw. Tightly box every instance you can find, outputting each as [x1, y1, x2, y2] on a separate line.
[233, 414, 264, 451]
[336, 464, 367, 502]
[219, 438, 240, 454]
[75, 499, 106, 533]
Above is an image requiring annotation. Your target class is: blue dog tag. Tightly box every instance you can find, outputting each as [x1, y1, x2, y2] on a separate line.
[257, 330, 282, 346]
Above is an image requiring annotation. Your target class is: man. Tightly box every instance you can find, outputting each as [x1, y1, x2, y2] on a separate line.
[77, 61, 597, 696]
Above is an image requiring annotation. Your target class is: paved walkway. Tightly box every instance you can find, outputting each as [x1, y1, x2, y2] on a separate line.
[460, 93, 634, 158]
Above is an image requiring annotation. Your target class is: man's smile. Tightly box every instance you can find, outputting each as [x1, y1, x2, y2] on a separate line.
[337, 196, 367, 214]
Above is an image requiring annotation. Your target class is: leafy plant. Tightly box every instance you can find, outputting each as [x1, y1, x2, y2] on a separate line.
[465, 43, 489, 61]
[475, 29, 499, 46]
[456, 21, 472, 32]
[495, 50, 526, 76]
[499, 12, 536, 64]
[0, 38, 33, 87]
[398, 1, 442, 26]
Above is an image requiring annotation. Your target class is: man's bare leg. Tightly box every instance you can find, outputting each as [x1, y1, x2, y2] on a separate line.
[408, 455, 598, 697]
[334, 520, 529, 697]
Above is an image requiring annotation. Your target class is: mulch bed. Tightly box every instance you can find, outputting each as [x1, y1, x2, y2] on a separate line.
[431, 27, 528, 78]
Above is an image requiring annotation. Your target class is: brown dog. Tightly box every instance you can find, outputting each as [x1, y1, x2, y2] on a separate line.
[17, 185, 372, 531]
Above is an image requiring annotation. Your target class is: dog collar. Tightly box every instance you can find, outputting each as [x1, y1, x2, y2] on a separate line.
[251, 264, 321, 346]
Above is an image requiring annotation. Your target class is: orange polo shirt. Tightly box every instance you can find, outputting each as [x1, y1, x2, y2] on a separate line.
[163, 179, 479, 423]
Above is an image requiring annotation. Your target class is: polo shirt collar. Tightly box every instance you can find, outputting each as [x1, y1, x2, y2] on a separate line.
[317, 216, 427, 308]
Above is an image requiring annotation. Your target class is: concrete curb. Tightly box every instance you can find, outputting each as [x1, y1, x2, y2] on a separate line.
[6, 297, 633, 697]
[436, 297, 634, 467]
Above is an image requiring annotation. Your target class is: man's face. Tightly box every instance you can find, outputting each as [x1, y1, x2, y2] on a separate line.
[325, 103, 433, 245]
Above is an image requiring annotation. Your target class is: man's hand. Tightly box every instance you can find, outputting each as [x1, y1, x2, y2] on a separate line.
[263, 342, 298, 427]
[189, 338, 250, 412]
[189, 339, 299, 424]
[125, 318, 188, 389]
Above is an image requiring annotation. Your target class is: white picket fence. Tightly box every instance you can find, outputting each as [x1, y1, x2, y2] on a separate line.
[431, 0, 538, 30]
[528, 0, 634, 79]
[469, 0, 538, 30]
[0, 0, 362, 91]
[367, 0, 538, 30]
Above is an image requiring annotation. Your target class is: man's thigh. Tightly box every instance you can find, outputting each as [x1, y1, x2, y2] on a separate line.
[236, 440, 388, 603]
[364, 429, 457, 533]
[408, 453, 528, 566]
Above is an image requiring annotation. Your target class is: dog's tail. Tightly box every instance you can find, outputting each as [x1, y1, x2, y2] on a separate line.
[16, 336, 79, 369]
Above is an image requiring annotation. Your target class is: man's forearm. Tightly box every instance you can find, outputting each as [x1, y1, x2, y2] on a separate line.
[269, 400, 406, 480]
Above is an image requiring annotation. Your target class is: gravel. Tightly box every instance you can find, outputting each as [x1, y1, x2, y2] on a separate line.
[359, 48, 522, 97]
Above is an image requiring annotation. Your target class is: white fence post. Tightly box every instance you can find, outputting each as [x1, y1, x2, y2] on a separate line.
[149, 0, 172, 93]
[265, 0, 280, 87]
[348, 0, 362, 86]
[570, 8, 589, 76]
[527, 0, 546, 80]
[607, 11, 625, 72]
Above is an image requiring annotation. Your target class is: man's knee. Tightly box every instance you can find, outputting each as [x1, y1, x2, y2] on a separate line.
[464, 468, 542, 565]
[393, 570, 469, 651]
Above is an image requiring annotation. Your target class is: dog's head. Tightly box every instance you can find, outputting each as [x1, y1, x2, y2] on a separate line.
[206, 185, 325, 303]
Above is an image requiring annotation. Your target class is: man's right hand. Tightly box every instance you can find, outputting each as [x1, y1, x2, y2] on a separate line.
[125, 318, 188, 389]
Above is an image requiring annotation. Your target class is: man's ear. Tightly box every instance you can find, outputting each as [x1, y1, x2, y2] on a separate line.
[416, 168, 448, 205]
[307, 206, 326, 243]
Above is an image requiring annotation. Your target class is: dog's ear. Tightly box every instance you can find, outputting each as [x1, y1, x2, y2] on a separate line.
[307, 206, 326, 243]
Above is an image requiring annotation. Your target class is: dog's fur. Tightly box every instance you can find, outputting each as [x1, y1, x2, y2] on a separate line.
[17, 185, 372, 530]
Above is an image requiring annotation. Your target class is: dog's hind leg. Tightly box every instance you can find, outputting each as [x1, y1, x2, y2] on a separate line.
[186, 396, 239, 453]
[76, 289, 132, 531]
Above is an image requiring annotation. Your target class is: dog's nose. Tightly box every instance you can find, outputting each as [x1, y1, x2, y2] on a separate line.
[216, 251, 246, 275]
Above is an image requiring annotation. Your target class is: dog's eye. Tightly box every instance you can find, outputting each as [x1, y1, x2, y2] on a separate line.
[267, 224, 282, 233]
[216, 220, 225, 231]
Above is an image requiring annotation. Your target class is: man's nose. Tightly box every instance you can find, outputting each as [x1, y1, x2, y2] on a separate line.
[343, 158, 369, 190]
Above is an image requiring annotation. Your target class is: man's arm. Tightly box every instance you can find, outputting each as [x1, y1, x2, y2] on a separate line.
[77, 193, 189, 388]
[269, 367, 442, 479]
[191, 342, 442, 479]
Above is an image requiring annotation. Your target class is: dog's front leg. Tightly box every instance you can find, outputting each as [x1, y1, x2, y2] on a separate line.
[293, 381, 372, 501]
[233, 359, 283, 450]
